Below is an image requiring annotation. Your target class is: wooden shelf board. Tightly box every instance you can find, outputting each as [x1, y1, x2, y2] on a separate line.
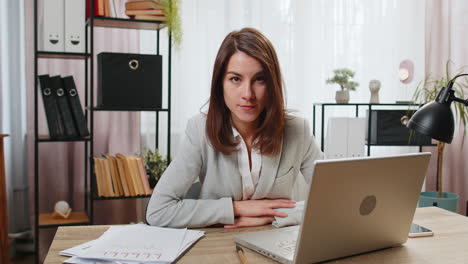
[37, 51, 90, 59]
[39, 211, 89, 227]
[37, 135, 91, 142]
[91, 107, 168, 112]
[90, 17, 167, 30]
[93, 194, 152, 200]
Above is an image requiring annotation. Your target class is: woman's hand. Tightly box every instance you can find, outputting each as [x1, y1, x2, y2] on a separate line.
[224, 216, 275, 229]
[233, 199, 296, 218]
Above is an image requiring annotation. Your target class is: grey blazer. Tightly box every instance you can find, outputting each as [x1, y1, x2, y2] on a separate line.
[146, 113, 323, 228]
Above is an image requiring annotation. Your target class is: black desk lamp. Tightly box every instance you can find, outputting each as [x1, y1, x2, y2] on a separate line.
[407, 73, 468, 198]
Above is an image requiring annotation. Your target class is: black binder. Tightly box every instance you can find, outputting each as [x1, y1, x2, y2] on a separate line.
[50, 75, 78, 138]
[62, 76, 89, 137]
[97, 52, 162, 109]
[38, 74, 63, 138]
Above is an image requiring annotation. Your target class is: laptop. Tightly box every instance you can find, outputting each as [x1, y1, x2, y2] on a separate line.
[234, 152, 431, 264]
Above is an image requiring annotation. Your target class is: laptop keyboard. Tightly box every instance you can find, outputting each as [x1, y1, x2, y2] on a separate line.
[276, 239, 297, 253]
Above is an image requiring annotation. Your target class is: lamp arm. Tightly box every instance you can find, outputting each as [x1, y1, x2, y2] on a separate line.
[442, 73, 468, 106]
[452, 96, 468, 106]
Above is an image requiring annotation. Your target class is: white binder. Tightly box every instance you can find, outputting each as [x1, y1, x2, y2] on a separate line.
[40, 0, 64, 52]
[64, 0, 85, 53]
[325, 117, 366, 158]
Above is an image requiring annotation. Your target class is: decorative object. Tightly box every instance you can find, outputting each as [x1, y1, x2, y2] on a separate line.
[397, 60, 415, 103]
[53, 200, 72, 219]
[138, 149, 170, 188]
[326, 68, 359, 103]
[369, 80, 381, 104]
[399, 60, 414, 84]
[408, 62, 468, 212]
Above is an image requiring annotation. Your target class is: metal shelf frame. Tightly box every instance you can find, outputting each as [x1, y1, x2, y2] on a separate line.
[33, 1, 172, 263]
[312, 103, 435, 156]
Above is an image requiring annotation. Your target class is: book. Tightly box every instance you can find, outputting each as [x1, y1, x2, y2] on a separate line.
[115, 155, 131, 196]
[50, 75, 78, 138]
[93, 157, 104, 197]
[125, 9, 164, 16]
[135, 156, 153, 195]
[86, 0, 100, 18]
[108, 0, 117, 17]
[98, 0, 105, 16]
[116, 153, 137, 196]
[132, 15, 166, 21]
[62, 76, 89, 137]
[101, 157, 116, 197]
[125, 1, 163, 10]
[127, 156, 144, 195]
[38, 74, 63, 138]
[104, 0, 110, 17]
[104, 154, 124, 196]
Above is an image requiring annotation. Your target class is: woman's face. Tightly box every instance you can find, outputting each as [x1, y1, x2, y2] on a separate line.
[223, 51, 266, 129]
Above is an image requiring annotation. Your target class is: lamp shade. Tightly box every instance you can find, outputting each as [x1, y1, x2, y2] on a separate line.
[407, 101, 455, 143]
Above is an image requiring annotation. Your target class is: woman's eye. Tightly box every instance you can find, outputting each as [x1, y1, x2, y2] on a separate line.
[255, 76, 266, 83]
[230, 77, 241, 83]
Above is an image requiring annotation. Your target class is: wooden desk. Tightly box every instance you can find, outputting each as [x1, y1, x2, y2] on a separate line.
[45, 207, 468, 264]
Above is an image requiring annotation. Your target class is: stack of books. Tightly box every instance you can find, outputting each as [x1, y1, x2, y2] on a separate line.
[93, 153, 153, 198]
[125, 0, 166, 21]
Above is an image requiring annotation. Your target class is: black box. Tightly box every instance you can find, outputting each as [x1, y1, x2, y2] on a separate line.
[366, 110, 433, 145]
[97, 52, 162, 109]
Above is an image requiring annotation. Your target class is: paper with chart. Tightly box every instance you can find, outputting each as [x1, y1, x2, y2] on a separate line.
[60, 224, 205, 263]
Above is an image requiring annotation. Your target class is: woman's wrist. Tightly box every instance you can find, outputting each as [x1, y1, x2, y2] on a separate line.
[233, 200, 240, 217]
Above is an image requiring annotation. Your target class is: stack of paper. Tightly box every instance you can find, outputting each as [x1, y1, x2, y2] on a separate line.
[60, 224, 205, 264]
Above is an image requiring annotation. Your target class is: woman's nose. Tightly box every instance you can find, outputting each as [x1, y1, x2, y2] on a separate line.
[241, 82, 254, 99]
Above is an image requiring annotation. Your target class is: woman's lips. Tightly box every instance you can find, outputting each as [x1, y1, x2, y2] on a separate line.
[240, 105, 256, 110]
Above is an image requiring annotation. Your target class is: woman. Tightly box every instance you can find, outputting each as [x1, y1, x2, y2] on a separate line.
[146, 28, 323, 228]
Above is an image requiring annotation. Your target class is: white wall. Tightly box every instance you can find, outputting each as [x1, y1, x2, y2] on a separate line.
[140, 0, 426, 158]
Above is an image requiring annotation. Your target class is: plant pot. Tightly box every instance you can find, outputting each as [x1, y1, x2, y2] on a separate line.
[418, 191, 459, 212]
[147, 173, 158, 189]
[335, 90, 349, 103]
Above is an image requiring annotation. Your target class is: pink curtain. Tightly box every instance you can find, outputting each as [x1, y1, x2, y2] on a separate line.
[25, 1, 146, 261]
[425, 0, 468, 215]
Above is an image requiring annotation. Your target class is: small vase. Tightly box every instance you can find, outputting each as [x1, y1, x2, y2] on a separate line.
[369, 80, 381, 104]
[335, 90, 349, 103]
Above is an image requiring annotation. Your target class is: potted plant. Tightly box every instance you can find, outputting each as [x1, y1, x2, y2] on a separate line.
[138, 149, 170, 189]
[161, 0, 182, 48]
[326, 68, 359, 103]
[412, 61, 468, 212]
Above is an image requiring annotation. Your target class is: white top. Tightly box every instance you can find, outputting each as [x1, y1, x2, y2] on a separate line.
[233, 127, 262, 200]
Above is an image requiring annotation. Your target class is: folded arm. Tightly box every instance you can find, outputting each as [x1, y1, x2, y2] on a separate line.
[146, 118, 235, 228]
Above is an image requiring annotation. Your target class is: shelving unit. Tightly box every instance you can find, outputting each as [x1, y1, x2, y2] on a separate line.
[33, 1, 172, 263]
[312, 103, 435, 155]
[33, 1, 91, 263]
[87, 12, 172, 221]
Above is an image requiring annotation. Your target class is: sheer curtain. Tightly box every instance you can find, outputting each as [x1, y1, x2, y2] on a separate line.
[425, 0, 468, 215]
[141, 0, 426, 158]
[0, 0, 30, 241]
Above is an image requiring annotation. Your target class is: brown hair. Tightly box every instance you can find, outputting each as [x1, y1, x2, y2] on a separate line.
[206, 28, 285, 156]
